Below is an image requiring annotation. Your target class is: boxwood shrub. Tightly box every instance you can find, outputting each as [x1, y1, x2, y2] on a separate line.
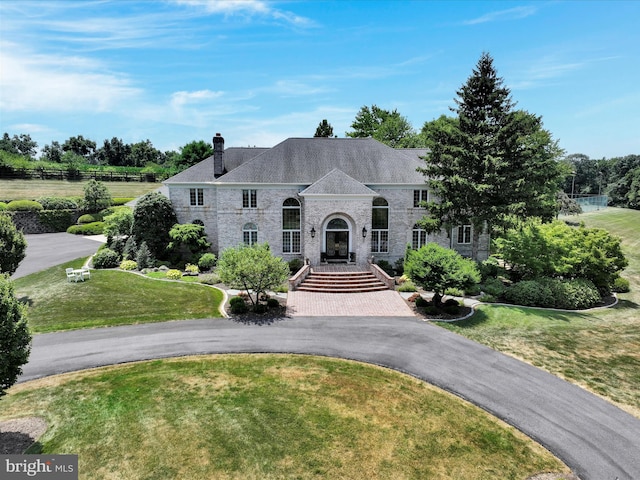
[7, 200, 43, 211]
[92, 248, 120, 268]
[198, 253, 217, 271]
[0, 202, 7, 211]
[67, 222, 104, 235]
[229, 296, 248, 314]
[36, 197, 78, 210]
[37, 210, 76, 232]
[112, 197, 134, 206]
[504, 280, 555, 307]
[538, 278, 601, 310]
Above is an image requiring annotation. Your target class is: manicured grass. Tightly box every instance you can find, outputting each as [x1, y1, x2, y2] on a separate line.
[0, 179, 159, 201]
[441, 208, 640, 417]
[14, 259, 224, 333]
[2, 355, 568, 479]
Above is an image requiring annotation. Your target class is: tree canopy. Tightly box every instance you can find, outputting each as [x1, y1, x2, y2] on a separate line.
[346, 104, 419, 147]
[177, 140, 214, 170]
[314, 119, 334, 137]
[419, 52, 565, 259]
[132, 192, 178, 259]
[0, 214, 27, 275]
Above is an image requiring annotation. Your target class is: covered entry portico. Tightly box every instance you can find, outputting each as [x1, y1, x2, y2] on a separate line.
[323, 216, 352, 262]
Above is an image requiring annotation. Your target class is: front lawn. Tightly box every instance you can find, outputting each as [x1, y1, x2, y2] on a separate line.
[2, 355, 568, 479]
[14, 259, 224, 333]
[440, 208, 640, 417]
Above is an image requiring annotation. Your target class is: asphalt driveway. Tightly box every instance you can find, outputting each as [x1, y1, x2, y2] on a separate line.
[11, 232, 640, 479]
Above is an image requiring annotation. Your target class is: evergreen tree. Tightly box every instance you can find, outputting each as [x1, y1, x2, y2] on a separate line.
[419, 52, 564, 259]
[314, 119, 334, 137]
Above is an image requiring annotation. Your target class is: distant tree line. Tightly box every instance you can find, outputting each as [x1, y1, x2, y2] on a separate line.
[0, 133, 215, 179]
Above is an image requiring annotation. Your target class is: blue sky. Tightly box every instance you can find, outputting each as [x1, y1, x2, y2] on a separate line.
[1, 0, 638, 158]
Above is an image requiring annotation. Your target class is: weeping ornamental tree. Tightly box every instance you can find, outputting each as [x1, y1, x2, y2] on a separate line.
[419, 53, 565, 260]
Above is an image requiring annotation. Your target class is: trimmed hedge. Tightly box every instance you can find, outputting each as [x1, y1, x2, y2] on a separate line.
[37, 210, 76, 232]
[198, 253, 217, 271]
[112, 197, 135, 206]
[505, 278, 601, 309]
[612, 276, 631, 293]
[67, 222, 105, 235]
[78, 214, 98, 224]
[36, 197, 78, 210]
[0, 202, 7, 211]
[7, 200, 43, 211]
[92, 248, 120, 268]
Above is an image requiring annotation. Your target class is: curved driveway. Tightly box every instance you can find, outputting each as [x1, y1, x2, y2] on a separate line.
[12, 234, 640, 480]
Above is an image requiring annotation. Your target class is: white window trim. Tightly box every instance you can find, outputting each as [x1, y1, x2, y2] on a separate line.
[457, 225, 472, 244]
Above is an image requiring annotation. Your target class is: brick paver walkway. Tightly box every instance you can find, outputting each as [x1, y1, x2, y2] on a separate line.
[287, 290, 415, 317]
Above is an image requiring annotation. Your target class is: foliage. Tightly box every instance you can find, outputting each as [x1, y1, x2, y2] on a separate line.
[198, 272, 221, 285]
[185, 263, 199, 274]
[83, 179, 112, 213]
[92, 248, 120, 268]
[36, 197, 78, 210]
[612, 276, 630, 293]
[132, 192, 177, 260]
[0, 214, 27, 275]
[376, 259, 395, 276]
[0, 202, 6, 210]
[122, 236, 137, 260]
[404, 243, 481, 306]
[112, 197, 134, 206]
[0, 274, 31, 398]
[393, 257, 405, 276]
[67, 222, 104, 235]
[62, 135, 97, 160]
[288, 258, 303, 274]
[314, 119, 334, 137]
[103, 208, 134, 239]
[503, 280, 554, 307]
[37, 210, 75, 232]
[77, 214, 97, 224]
[397, 280, 418, 292]
[479, 277, 506, 297]
[135, 241, 153, 269]
[267, 297, 280, 308]
[166, 269, 182, 280]
[414, 296, 429, 308]
[494, 220, 628, 293]
[346, 104, 419, 147]
[198, 252, 217, 271]
[7, 200, 43, 211]
[119, 260, 138, 271]
[556, 191, 582, 216]
[177, 140, 213, 170]
[504, 278, 600, 309]
[168, 223, 211, 261]
[418, 53, 564, 259]
[0, 132, 38, 157]
[218, 243, 290, 306]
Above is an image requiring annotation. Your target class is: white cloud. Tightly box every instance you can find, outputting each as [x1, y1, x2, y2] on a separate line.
[173, 0, 314, 26]
[0, 42, 141, 112]
[463, 6, 537, 25]
[170, 89, 225, 108]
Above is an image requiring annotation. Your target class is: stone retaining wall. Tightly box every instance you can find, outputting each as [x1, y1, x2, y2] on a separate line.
[7, 210, 81, 234]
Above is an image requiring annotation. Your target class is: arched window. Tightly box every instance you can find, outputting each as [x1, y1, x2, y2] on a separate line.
[371, 198, 389, 253]
[243, 222, 258, 246]
[412, 223, 427, 249]
[282, 198, 301, 253]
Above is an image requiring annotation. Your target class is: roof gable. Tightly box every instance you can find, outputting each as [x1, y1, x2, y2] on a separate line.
[300, 169, 377, 196]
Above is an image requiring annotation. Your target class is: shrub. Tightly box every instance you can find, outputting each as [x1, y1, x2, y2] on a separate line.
[112, 197, 134, 206]
[415, 296, 429, 308]
[394, 258, 405, 276]
[464, 283, 482, 296]
[135, 241, 153, 269]
[185, 263, 199, 274]
[443, 298, 460, 307]
[376, 259, 395, 276]
[397, 280, 417, 292]
[122, 236, 137, 260]
[288, 258, 303, 274]
[478, 256, 502, 281]
[267, 298, 280, 309]
[36, 197, 78, 210]
[37, 210, 75, 232]
[84, 179, 112, 213]
[166, 269, 182, 280]
[229, 296, 249, 314]
[424, 306, 441, 316]
[444, 287, 464, 297]
[92, 248, 120, 268]
[78, 214, 97, 224]
[66, 222, 104, 235]
[253, 304, 268, 314]
[480, 277, 506, 297]
[198, 253, 217, 271]
[612, 276, 631, 293]
[7, 200, 43, 212]
[0, 202, 7, 211]
[442, 305, 461, 315]
[504, 280, 554, 307]
[119, 260, 138, 271]
[538, 277, 601, 310]
[199, 273, 221, 285]
[479, 294, 497, 303]
[0, 214, 26, 275]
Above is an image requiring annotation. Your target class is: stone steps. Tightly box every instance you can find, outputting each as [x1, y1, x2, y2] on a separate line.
[297, 271, 388, 293]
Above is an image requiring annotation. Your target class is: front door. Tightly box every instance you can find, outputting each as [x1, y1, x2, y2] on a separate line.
[326, 231, 349, 260]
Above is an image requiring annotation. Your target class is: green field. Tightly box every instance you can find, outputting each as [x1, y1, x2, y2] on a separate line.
[2, 355, 568, 479]
[441, 207, 640, 417]
[0, 179, 159, 201]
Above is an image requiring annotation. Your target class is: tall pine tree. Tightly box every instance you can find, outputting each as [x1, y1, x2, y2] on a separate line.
[419, 52, 564, 259]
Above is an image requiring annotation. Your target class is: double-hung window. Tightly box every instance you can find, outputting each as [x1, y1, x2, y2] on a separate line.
[243, 222, 258, 246]
[412, 224, 427, 249]
[457, 225, 472, 244]
[282, 198, 301, 254]
[371, 198, 389, 253]
[189, 188, 204, 206]
[242, 189, 257, 208]
[413, 190, 428, 208]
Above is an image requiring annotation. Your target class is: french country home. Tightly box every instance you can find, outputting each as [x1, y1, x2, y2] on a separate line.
[164, 134, 490, 267]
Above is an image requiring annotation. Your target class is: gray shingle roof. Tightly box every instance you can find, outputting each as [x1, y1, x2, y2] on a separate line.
[300, 169, 378, 196]
[165, 138, 428, 185]
[217, 138, 427, 185]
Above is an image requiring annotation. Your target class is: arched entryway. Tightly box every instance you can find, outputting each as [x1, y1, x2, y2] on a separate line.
[323, 216, 351, 262]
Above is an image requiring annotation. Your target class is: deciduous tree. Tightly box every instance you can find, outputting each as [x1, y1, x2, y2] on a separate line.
[0, 274, 31, 398]
[132, 192, 177, 260]
[177, 140, 213, 170]
[346, 105, 417, 147]
[83, 179, 112, 213]
[0, 214, 27, 275]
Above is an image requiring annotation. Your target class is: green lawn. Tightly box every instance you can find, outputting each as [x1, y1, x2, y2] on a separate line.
[2, 355, 568, 480]
[14, 259, 224, 333]
[0, 179, 159, 201]
[441, 207, 640, 417]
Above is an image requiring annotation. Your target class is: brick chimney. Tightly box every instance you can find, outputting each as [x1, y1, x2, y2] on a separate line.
[213, 133, 224, 176]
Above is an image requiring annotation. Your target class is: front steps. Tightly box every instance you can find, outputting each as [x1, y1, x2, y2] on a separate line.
[297, 270, 388, 293]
